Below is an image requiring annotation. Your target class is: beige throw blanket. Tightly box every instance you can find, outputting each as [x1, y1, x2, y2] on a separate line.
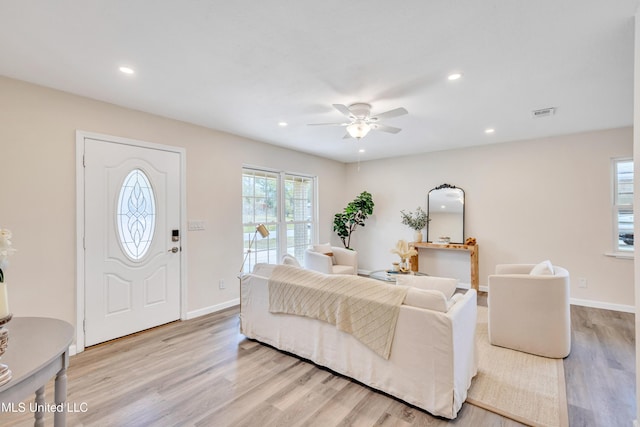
[268, 265, 409, 359]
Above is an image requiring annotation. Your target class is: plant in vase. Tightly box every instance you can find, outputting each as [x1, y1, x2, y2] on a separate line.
[390, 240, 417, 273]
[400, 207, 429, 242]
[0, 228, 16, 319]
[333, 191, 374, 250]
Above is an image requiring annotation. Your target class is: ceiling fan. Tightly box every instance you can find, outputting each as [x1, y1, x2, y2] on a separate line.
[309, 103, 408, 140]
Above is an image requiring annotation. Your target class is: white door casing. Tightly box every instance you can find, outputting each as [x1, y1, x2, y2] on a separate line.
[76, 132, 186, 350]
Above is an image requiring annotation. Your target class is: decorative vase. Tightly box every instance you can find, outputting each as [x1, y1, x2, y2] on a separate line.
[0, 314, 11, 387]
[414, 231, 423, 243]
[0, 283, 9, 319]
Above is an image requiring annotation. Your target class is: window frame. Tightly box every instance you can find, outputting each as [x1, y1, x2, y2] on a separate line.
[612, 157, 634, 255]
[241, 166, 317, 273]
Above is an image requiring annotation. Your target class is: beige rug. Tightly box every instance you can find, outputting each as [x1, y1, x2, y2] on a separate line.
[466, 306, 569, 427]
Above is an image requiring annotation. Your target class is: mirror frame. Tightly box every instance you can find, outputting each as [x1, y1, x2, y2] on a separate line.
[426, 183, 465, 244]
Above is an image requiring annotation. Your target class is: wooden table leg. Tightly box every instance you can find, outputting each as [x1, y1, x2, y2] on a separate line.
[54, 365, 68, 426]
[34, 385, 45, 427]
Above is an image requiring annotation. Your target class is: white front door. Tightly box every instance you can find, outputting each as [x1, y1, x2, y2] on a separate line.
[83, 137, 182, 346]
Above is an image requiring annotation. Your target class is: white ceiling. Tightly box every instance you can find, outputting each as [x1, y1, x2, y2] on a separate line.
[0, 1, 636, 163]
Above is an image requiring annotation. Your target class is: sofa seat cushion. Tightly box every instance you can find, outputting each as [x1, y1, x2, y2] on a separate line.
[332, 264, 355, 275]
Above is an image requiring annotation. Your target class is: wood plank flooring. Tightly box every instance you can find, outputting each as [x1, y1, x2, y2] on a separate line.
[0, 293, 635, 426]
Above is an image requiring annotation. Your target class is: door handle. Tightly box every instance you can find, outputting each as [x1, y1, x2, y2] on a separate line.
[168, 247, 179, 253]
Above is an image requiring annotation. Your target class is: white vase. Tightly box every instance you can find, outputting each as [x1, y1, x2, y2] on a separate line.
[0, 283, 8, 319]
[414, 231, 423, 243]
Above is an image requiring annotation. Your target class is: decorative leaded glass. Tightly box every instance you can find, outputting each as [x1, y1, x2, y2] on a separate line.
[117, 169, 156, 260]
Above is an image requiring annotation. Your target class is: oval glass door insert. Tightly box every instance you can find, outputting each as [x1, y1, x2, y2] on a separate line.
[117, 169, 157, 260]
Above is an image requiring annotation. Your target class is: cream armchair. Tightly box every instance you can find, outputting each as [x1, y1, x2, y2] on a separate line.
[304, 245, 358, 275]
[488, 263, 571, 358]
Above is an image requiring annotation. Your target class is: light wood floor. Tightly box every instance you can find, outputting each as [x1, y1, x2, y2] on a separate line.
[0, 294, 635, 427]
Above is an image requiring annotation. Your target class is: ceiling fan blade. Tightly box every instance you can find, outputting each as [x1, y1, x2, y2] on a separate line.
[332, 104, 354, 118]
[371, 107, 408, 121]
[307, 122, 348, 126]
[342, 133, 352, 139]
[372, 123, 402, 134]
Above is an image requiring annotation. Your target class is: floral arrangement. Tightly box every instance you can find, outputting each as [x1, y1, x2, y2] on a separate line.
[390, 239, 417, 261]
[0, 229, 17, 283]
[400, 207, 429, 231]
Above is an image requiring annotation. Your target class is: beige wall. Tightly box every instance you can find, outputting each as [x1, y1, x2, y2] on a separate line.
[0, 74, 633, 339]
[345, 128, 634, 309]
[0, 76, 347, 328]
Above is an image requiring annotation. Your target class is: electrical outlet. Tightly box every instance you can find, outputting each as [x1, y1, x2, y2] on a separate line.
[578, 278, 587, 288]
[219, 279, 225, 290]
[188, 220, 206, 231]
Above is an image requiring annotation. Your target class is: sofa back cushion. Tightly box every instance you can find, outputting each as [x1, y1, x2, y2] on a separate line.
[281, 254, 301, 268]
[395, 275, 458, 299]
[252, 263, 277, 277]
[403, 288, 448, 312]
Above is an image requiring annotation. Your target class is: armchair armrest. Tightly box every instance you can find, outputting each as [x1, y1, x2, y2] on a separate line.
[304, 250, 333, 274]
[332, 247, 358, 272]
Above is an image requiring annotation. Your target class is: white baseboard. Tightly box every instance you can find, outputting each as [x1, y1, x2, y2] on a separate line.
[186, 298, 240, 320]
[69, 344, 77, 356]
[569, 298, 635, 313]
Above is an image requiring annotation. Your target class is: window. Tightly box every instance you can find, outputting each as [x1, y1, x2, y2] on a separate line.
[242, 168, 315, 273]
[117, 169, 157, 260]
[613, 159, 633, 252]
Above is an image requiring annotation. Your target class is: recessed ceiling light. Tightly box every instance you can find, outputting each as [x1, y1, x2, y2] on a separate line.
[485, 128, 495, 134]
[358, 149, 365, 153]
[119, 66, 135, 75]
[278, 122, 288, 127]
[448, 73, 462, 81]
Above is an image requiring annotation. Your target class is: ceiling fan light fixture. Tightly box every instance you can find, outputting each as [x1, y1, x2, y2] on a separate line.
[347, 121, 371, 139]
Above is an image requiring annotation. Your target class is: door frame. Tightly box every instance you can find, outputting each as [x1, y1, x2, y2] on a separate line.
[75, 130, 187, 353]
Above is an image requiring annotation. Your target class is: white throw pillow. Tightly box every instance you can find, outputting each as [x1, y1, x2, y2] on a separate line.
[403, 288, 448, 312]
[530, 260, 554, 276]
[281, 254, 301, 268]
[395, 275, 458, 299]
[312, 243, 335, 264]
[313, 243, 333, 255]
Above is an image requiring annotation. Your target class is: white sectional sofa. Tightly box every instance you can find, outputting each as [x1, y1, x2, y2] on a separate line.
[240, 264, 478, 419]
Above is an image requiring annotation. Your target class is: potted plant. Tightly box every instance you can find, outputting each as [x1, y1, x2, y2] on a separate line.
[333, 191, 374, 250]
[400, 206, 429, 242]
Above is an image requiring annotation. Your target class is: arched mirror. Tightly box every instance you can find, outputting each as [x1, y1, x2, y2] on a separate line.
[427, 184, 465, 244]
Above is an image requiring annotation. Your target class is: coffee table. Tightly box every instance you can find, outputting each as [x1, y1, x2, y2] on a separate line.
[369, 270, 428, 283]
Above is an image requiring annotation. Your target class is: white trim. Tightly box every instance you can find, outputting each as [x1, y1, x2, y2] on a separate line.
[570, 297, 635, 313]
[75, 130, 188, 353]
[186, 299, 240, 319]
[604, 251, 634, 259]
[611, 157, 634, 254]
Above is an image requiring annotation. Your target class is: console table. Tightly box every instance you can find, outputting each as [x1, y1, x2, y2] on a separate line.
[0, 317, 74, 427]
[409, 242, 479, 290]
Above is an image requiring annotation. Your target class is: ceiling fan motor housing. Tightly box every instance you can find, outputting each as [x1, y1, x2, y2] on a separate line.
[348, 103, 372, 119]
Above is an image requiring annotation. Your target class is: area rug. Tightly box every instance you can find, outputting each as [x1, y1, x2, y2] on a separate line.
[466, 306, 569, 427]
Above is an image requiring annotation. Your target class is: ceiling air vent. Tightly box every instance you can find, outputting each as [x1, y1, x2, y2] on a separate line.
[532, 107, 555, 118]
